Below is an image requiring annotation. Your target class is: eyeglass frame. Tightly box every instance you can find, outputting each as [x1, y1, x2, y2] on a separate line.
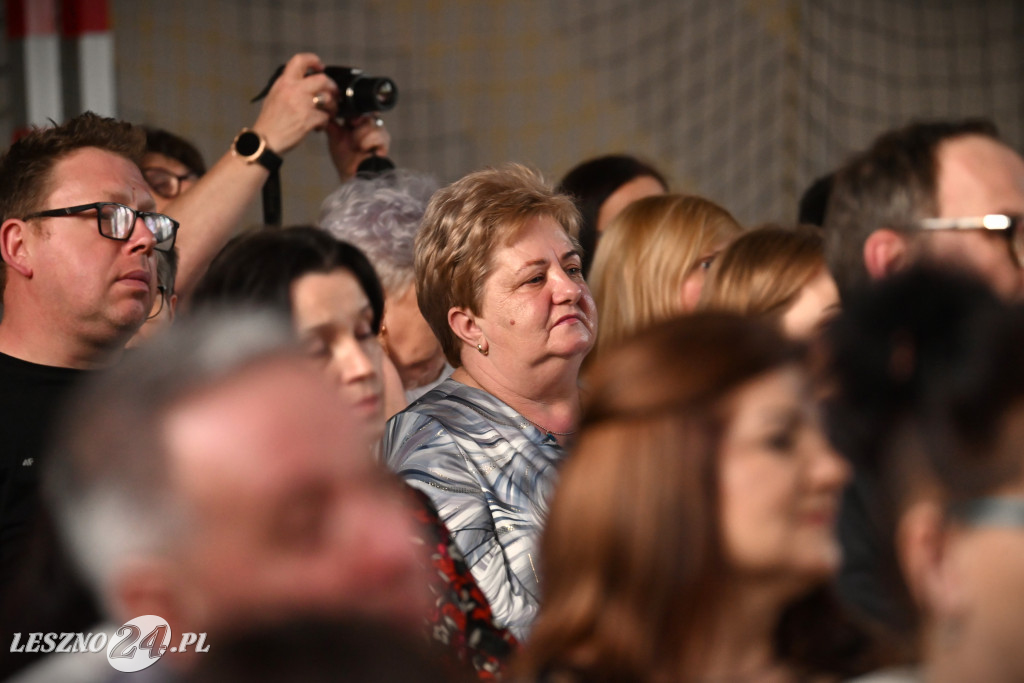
[147, 285, 169, 320]
[142, 166, 199, 200]
[948, 496, 1024, 528]
[912, 214, 1024, 266]
[21, 202, 179, 253]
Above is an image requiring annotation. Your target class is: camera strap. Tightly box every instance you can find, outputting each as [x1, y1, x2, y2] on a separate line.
[261, 170, 282, 226]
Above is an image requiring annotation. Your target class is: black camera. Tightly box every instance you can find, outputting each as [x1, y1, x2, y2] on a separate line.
[324, 66, 397, 118]
[253, 65, 398, 119]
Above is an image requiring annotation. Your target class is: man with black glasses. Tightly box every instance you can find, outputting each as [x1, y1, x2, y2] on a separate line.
[0, 111, 178, 583]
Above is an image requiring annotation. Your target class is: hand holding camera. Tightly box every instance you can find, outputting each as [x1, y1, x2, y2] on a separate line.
[247, 53, 338, 154]
[252, 54, 399, 180]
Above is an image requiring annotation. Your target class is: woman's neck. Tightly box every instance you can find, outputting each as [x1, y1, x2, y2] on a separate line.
[922, 619, 1011, 683]
[452, 360, 581, 437]
[688, 582, 796, 683]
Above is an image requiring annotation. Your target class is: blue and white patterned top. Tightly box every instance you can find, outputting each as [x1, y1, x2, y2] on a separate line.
[381, 378, 565, 641]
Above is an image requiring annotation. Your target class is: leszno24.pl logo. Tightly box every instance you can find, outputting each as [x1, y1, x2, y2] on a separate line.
[10, 615, 208, 673]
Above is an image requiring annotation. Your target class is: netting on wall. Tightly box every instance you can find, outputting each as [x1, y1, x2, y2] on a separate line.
[2, 1, 1019, 227]
[798, 0, 1024, 200]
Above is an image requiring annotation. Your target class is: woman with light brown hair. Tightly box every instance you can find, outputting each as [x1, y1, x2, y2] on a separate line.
[700, 225, 840, 339]
[519, 314, 877, 682]
[587, 194, 743, 357]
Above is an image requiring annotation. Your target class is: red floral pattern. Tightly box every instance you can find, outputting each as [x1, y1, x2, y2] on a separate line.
[408, 487, 519, 679]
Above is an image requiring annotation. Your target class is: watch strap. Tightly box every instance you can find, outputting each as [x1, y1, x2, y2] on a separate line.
[261, 168, 282, 226]
[232, 129, 283, 226]
[255, 146, 282, 173]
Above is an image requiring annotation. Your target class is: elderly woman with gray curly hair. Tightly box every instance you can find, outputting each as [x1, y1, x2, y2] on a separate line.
[382, 164, 597, 640]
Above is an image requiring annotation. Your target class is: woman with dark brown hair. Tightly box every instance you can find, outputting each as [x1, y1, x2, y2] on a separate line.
[519, 314, 875, 682]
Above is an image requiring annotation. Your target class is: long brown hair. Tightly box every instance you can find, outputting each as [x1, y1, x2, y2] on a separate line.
[520, 313, 875, 681]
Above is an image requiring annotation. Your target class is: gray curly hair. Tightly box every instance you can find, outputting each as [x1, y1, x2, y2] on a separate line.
[318, 169, 441, 295]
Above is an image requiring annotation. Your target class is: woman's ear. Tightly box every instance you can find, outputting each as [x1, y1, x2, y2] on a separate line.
[897, 501, 967, 619]
[448, 306, 482, 347]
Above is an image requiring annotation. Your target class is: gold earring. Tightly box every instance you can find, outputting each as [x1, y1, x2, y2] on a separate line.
[477, 342, 488, 356]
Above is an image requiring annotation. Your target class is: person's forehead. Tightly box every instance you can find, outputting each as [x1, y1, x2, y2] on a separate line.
[142, 151, 193, 176]
[497, 216, 575, 256]
[46, 147, 152, 208]
[726, 366, 804, 429]
[165, 361, 369, 502]
[291, 269, 370, 322]
[936, 135, 1024, 216]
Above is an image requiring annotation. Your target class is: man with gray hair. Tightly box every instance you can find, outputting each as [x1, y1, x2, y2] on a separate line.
[319, 170, 452, 401]
[15, 311, 429, 681]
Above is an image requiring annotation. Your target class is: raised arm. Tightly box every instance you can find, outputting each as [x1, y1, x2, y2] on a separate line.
[166, 52, 338, 301]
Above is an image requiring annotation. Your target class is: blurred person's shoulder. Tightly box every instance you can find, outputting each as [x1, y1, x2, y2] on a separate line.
[843, 667, 921, 683]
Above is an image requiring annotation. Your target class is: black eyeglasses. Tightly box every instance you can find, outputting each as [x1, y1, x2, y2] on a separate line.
[142, 167, 198, 200]
[22, 202, 179, 253]
[914, 214, 1024, 266]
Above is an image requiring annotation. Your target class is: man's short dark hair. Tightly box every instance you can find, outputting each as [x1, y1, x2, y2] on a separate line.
[143, 126, 207, 177]
[797, 172, 834, 227]
[0, 112, 146, 292]
[0, 111, 146, 223]
[823, 118, 1001, 299]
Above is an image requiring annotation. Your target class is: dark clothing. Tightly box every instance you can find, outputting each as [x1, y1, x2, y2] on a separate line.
[836, 473, 919, 646]
[0, 352, 86, 583]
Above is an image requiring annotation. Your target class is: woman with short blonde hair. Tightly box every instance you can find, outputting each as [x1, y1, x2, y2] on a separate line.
[587, 194, 742, 357]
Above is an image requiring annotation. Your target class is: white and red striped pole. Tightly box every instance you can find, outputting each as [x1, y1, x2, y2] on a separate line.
[6, 0, 62, 136]
[61, 0, 115, 117]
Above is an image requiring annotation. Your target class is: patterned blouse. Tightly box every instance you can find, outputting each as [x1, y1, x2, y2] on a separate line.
[382, 379, 565, 641]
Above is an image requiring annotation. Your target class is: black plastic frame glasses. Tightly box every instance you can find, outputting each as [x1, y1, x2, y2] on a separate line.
[914, 214, 1024, 266]
[22, 202, 179, 253]
[147, 285, 169, 320]
[142, 166, 198, 200]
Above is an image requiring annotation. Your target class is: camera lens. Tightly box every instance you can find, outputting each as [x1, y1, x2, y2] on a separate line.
[375, 81, 396, 109]
[322, 66, 399, 119]
[349, 77, 397, 115]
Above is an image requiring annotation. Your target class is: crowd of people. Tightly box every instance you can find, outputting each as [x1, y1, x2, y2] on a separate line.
[0, 49, 1023, 683]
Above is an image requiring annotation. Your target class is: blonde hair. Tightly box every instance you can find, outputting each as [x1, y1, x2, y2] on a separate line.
[414, 163, 580, 367]
[588, 194, 742, 356]
[700, 225, 825, 324]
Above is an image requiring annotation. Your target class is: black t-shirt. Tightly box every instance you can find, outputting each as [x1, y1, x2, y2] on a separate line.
[0, 351, 86, 582]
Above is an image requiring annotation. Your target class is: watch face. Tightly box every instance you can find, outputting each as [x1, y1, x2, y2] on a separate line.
[235, 131, 261, 157]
